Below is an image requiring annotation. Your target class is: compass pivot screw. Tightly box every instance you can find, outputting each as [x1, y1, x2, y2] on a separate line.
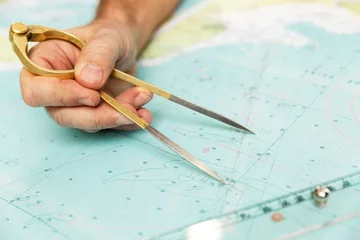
[10, 22, 28, 35]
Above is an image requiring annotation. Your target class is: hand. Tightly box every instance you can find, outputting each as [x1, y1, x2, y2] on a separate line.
[19, 19, 153, 132]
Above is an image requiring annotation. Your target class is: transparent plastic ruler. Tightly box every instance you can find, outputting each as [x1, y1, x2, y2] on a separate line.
[145, 171, 360, 240]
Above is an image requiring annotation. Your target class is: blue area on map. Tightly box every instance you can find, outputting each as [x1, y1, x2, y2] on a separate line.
[0, 1, 96, 29]
[0, 0, 203, 29]
[2, 0, 360, 238]
[176, 0, 205, 11]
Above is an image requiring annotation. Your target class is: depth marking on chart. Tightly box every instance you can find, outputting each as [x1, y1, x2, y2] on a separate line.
[145, 171, 360, 240]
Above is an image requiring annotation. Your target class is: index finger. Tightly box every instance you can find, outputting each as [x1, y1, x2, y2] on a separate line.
[20, 68, 101, 107]
[19, 40, 101, 108]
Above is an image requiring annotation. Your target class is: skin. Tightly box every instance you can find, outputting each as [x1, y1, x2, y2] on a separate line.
[19, 0, 181, 132]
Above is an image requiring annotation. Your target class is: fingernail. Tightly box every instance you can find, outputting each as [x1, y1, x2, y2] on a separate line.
[135, 92, 152, 106]
[80, 64, 103, 84]
[79, 98, 95, 106]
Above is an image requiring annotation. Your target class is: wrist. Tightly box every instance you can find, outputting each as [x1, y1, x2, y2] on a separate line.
[94, 2, 152, 51]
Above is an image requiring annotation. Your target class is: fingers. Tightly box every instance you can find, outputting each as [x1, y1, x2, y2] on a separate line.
[112, 86, 152, 109]
[19, 38, 97, 108]
[103, 64, 136, 96]
[18, 21, 146, 133]
[46, 87, 153, 132]
[113, 109, 152, 131]
[20, 69, 100, 107]
[74, 26, 136, 90]
[27, 39, 79, 70]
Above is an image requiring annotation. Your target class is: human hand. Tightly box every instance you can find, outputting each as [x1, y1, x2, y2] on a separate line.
[19, 19, 153, 132]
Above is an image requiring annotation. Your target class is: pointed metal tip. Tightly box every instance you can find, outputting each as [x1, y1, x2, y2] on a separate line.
[244, 128, 256, 135]
[168, 95, 256, 134]
[210, 172, 227, 184]
[145, 125, 227, 184]
[234, 124, 255, 135]
[219, 177, 227, 185]
[203, 168, 227, 185]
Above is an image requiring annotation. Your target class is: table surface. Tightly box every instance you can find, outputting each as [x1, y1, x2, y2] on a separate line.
[1, 0, 360, 239]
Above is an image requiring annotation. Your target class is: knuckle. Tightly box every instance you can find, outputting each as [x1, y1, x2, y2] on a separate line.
[27, 43, 43, 60]
[56, 90, 70, 107]
[67, 83, 82, 102]
[91, 116, 103, 131]
[86, 41, 116, 65]
[21, 85, 39, 107]
[59, 96, 69, 107]
[55, 81, 77, 107]
[28, 40, 75, 70]
[51, 111, 67, 127]
[27, 42, 54, 68]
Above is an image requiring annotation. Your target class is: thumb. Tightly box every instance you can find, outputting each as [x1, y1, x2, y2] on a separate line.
[74, 28, 132, 89]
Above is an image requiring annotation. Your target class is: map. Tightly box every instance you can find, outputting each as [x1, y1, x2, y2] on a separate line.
[1, 0, 360, 239]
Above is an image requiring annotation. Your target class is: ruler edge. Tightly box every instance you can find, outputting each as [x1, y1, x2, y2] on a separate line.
[143, 170, 360, 240]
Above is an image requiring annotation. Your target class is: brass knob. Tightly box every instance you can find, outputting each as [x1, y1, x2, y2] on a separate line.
[313, 186, 330, 208]
[10, 22, 28, 35]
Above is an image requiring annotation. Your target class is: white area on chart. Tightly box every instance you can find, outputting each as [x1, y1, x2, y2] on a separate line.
[139, 2, 360, 67]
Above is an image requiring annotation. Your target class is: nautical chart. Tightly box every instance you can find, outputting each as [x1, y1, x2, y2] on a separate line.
[1, 0, 360, 239]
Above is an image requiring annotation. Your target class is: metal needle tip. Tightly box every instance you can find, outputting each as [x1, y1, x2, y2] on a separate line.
[232, 123, 255, 134]
[218, 177, 227, 185]
[146, 126, 226, 184]
[169, 95, 255, 134]
[244, 128, 256, 135]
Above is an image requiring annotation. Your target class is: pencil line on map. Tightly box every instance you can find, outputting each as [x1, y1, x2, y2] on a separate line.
[91, 149, 165, 215]
[173, 127, 242, 144]
[259, 139, 282, 200]
[350, 88, 360, 124]
[211, 141, 309, 180]
[238, 88, 327, 181]
[102, 160, 180, 183]
[228, 130, 248, 211]
[0, 136, 100, 214]
[323, 68, 360, 147]
[325, 78, 360, 147]
[350, 223, 360, 240]
[277, 211, 360, 240]
[113, 132, 235, 171]
[0, 170, 47, 188]
[0, 196, 72, 240]
[241, 57, 270, 240]
[260, 102, 293, 200]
